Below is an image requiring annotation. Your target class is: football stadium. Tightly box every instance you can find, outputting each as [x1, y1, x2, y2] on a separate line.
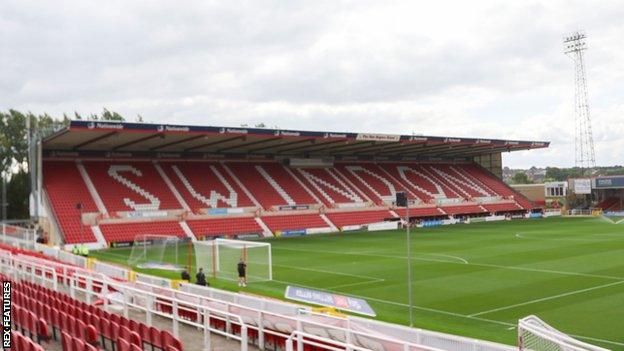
[4, 3, 624, 351]
[2, 118, 624, 351]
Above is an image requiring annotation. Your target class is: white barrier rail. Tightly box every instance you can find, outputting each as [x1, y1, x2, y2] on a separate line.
[285, 330, 444, 351]
[0, 250, 58, 291]
[180, 282, 517, 351]
[58, 249, 88, 268]
[12, 253, 90, 284]
[92, 259, 131, 280]
[70, 272, 249, 351]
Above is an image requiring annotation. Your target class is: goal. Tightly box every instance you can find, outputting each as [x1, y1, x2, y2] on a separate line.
[194, 238, 272, 282]
[518, 315, 609, 351]
[128, 235, 190, 271]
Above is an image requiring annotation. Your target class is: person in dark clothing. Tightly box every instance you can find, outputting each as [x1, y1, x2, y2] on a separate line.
[237, 258, 247, 287]
[195, 267, 208, 286]
[181, 269, 191, 282]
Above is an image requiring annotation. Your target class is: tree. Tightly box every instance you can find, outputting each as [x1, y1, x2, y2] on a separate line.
[513, 172, 531, 184]
[73, 108, 126, 121]
[6, 170, 29, 219]
[0, 109, 125, 220]
[101, 108, 125, 121]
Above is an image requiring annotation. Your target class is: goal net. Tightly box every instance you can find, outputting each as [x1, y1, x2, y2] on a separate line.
[194, 238, 272, 282]
[128, 235, 188, 271]
[518, 315, 610, 351]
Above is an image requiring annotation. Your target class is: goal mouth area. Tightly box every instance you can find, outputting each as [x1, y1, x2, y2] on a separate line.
[136, 261, 186, 271]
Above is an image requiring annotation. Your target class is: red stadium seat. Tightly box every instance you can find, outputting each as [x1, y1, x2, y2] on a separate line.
[71, 337, 85, 351]
[61, 331, 72, 351]
[118, 338, 131, 351]
[150, 326, 164, 350]
[85, 324, 99, 346]
[161, 329, 183, 351]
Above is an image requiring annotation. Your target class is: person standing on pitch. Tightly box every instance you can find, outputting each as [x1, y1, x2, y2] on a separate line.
[237, 258, 247, 287]
[181, 268, 190, 282]
[196, 267, 208, 286]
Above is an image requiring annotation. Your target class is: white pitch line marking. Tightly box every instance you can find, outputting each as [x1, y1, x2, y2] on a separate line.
[514, 231, 616, 242]
[424, 253, 468, 264]
[273, 246, 624, 280]
[325, 278, 386, 290]
[469, 280, 624, 317]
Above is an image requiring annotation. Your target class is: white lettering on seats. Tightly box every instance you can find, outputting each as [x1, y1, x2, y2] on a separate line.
[430, 166, 491, 197]
[107, 165, 161, 211]
[298, 169, 363, 204]
[397, 166, 446, 199]
[345, 166, 396, 202]
[172, 165, 238, 208]
[255, 165, 295, 205]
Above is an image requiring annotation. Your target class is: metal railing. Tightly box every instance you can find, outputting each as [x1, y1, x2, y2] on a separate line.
[70, 272, 249, 351]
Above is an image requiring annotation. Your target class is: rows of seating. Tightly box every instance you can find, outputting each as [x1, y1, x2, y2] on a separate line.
[186, 217, 263, 239]
[394, 207, 444, 218]
[10, 331, 45, 351]
[326, 210, 394, 228]
[226, 162, 298, 208]
[161, 162, 255, 210]
[463, 164, 534, 209]
[43, 161, 99, 243]
[49, 160, 531, 212]
[336, 164, 399, 205]
[597, 197, 621, 211]
[262, 214, 330, 232]
[13, 304, 50, 344]
[439, 205, 486, 216]
[83, 161, 182, 212]
[12, 278, 184, 351]
[43, 159, 534, 243]
[482, 202, 523, 213]
[295, 167, 367, 205]
[99, 220, 187, 243]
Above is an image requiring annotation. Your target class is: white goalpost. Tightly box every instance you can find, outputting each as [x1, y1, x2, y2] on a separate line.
[194, 238, 272, 282]
[128, 234, 188, 271]
[518, 315, 610, 351]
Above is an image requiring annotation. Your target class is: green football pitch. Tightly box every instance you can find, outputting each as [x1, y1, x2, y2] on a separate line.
[90, 217, 624, 349]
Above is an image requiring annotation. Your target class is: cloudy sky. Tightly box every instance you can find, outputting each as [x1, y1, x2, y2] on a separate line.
[2, 1, 623, 168]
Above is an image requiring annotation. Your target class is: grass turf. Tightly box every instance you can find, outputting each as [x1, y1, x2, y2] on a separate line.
[90, 217, 624, 349]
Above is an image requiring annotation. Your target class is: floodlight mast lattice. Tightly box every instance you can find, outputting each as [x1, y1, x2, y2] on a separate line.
[563, 31, 596, 172]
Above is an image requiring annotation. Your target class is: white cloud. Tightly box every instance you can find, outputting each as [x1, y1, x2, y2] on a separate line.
[2, 0, 624, 167]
